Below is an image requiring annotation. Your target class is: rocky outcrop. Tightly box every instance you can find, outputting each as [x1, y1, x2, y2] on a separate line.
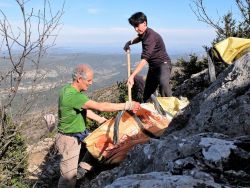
[167, 52, 250, 137]
[83, 53, 250, 188]
[173, 68, 210, 99]
[106, 172, 224, 188]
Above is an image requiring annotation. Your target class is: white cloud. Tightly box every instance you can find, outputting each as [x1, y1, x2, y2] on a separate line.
[87, 8, 100, 14]
[55, 25, 216, 53]
[158, 28, 216, 46]
[57, 26, 133, 44]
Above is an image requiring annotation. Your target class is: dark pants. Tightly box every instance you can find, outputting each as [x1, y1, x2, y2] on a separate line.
[143, 62, 172, 102]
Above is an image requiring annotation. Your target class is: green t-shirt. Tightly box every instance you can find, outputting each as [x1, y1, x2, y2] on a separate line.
[58, 84, 89, 133]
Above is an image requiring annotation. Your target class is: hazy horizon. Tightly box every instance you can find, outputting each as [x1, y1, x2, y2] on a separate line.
[1, 0, 240, 56]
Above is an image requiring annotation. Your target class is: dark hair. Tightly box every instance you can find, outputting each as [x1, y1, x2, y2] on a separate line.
[128, 12, 147, 27]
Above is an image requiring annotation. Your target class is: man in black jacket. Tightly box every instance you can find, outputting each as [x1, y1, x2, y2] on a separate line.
[124, 12, 172, 102]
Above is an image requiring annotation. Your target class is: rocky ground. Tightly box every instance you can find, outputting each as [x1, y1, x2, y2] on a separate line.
[28, 53, 250, 187]
[27, 138, 59, 187]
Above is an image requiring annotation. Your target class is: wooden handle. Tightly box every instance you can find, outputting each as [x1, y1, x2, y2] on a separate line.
[127, 50, 132, 102]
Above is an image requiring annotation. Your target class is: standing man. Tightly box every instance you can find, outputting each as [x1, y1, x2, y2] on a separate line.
[124, 12, 172, 102]
[56, 64, 140, 188]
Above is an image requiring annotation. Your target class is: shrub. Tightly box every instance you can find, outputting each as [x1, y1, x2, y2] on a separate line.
[172, 54, 208, 87]
[118, 79, 144, 103]
[117, 81, 128, 103]
[0, 112, 29, 187]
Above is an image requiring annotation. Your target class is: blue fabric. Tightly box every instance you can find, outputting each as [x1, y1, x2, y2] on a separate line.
[74, 130, 89, 142]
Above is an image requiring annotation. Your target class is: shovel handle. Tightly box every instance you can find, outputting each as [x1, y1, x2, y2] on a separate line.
[127, 50, 132, 102]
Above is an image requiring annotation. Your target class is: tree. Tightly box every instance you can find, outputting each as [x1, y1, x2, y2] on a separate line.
[171, 54, 208, 91]
[191, 0, 250, 43]
[188, 0, 250, 80]
[0, 0, 63, 186]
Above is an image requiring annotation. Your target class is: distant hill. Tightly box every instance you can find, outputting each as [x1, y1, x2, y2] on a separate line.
[0, 51, 191, 114]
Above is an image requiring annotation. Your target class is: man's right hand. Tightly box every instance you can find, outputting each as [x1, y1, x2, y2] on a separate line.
[131, 101, 141, 113]
[123, 41, 131, 51]
[127, 75, 134, 87]
[124, 101, 141, 113]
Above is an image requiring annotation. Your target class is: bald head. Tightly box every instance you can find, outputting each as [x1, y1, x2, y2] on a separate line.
[72, 64, 93, 81]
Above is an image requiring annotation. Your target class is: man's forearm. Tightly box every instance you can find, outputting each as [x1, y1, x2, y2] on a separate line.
[131, 37, 140, 45]
[84, 101, 126, 112]
[87, 110, 106, 123]
[131, 59, 147, 77]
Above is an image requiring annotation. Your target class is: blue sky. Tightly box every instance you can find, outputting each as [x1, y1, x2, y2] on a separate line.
[0, 0, 240, 54]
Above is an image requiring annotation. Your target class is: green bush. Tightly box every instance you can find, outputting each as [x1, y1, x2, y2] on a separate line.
[172, 54, 208, 87]
[117, 81, 128, 102]
[0, 113, 29, 187]
[86, 111, 117, 131]
[176, 54, 208, 76]
[117, 79, 144, 103]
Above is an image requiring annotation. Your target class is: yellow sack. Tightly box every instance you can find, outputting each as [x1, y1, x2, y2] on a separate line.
[84, 97, 189, 165]
[157, 97, 189, 116]
[211, 37, 250, 64]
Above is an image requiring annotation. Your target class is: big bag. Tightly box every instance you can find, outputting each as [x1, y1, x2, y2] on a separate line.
[84, 97, 188, 164]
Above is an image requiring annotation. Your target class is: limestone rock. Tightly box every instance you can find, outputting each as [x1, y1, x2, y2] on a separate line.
[84, 53, 250, 188]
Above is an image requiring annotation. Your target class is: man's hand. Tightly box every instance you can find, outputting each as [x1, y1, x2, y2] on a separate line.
[124, 101, 141, 113]
[132, 101, 141, 113]
[127, 75, 134, 87]
[123, 40, 131, 51]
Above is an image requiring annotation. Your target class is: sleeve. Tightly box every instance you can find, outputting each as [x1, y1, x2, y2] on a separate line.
[141, 33, 156, 61]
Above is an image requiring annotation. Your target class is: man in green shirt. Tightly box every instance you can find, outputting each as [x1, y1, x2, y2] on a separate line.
[56, 64, 140, 188]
